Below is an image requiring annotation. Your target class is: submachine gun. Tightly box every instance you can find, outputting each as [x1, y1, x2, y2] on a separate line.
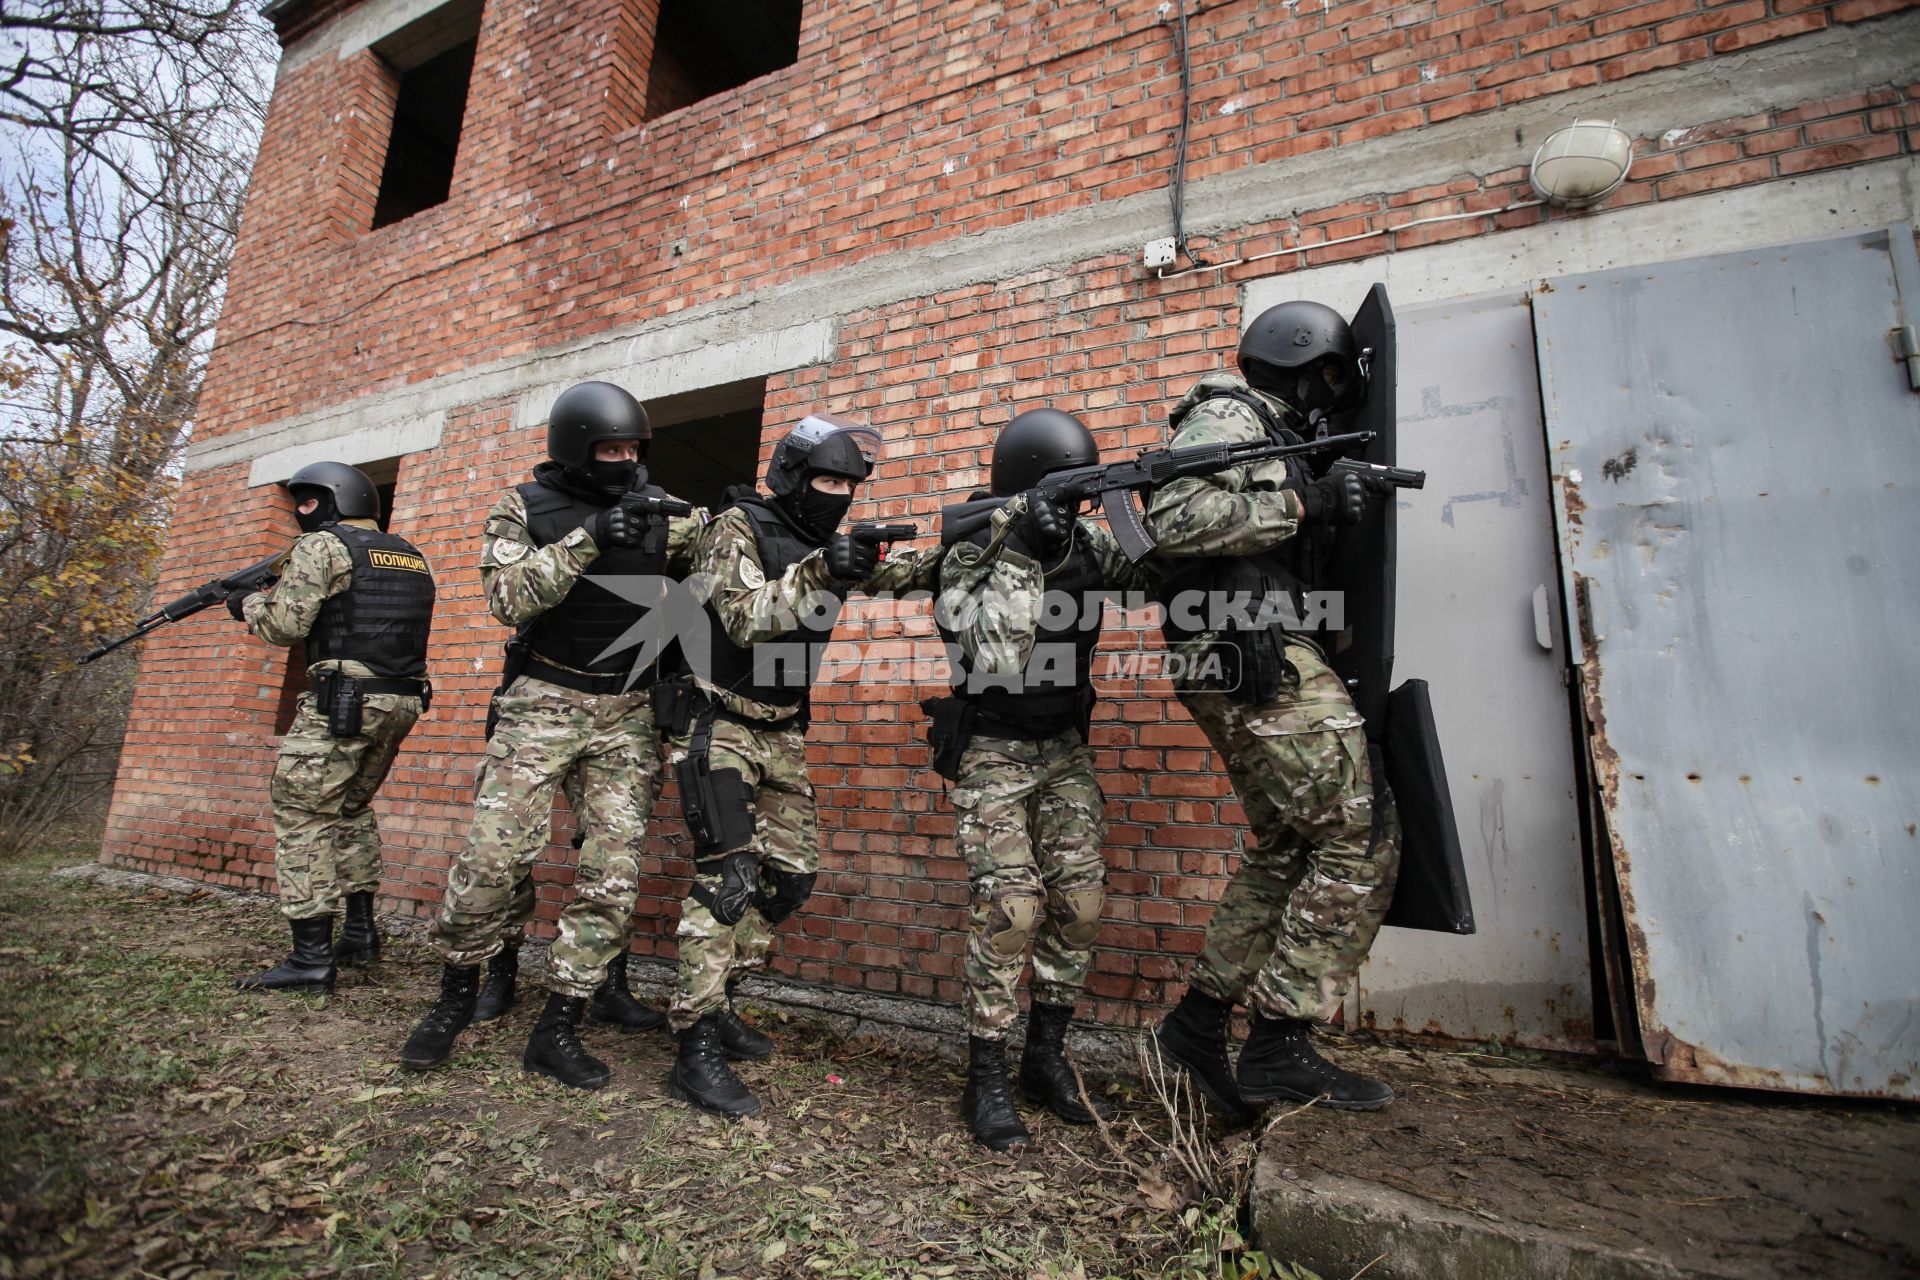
[941, 430, 1421, 561]
[79, 550, 290, 664]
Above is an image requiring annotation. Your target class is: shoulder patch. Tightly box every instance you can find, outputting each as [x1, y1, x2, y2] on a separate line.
[492, 539, 529, 564]
[737, 557, 766, 590]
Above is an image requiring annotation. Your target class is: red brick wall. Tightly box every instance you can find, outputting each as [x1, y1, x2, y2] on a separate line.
[104, 0, 1920, 1028]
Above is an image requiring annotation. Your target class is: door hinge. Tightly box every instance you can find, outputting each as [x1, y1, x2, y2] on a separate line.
[1898, 325, 1920, 392]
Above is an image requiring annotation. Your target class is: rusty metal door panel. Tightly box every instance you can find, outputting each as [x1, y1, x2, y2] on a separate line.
[1355, 292, 1594, 1052]
[1535, 227, 1920, 1098]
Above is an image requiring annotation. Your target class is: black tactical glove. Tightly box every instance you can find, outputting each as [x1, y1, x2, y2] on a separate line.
[1015, 490, 1072, 554]
[581, 504, 640, 550]
[1288, 470, 1368, 526]
[826, 531, 880, 583]
[225, 588, 254, 621]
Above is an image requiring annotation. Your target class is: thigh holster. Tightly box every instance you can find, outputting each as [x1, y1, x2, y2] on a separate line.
[674, 704, 756, 856]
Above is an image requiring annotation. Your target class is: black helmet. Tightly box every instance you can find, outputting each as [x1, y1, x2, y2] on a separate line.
[285, 460, 379, 532]
[765, 413, 880, 498]
[990, 408, 1099, 498]
[1238, 300, 1362, 413]
[546, 381, 651, 469]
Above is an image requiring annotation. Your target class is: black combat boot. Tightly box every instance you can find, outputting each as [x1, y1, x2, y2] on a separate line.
[236, 915, 335, 994]
[524, 993, 611, 1090]
[667, 1015, 762, 1117]
[1151, 986, 1254, 1123]
[587, 951, 666, 1032]
[716, 978, 773, 1061]
[963, 1036, 1031, 1151]
[471, 945, 519, 1024]
[334, 892, 381, 966]
[399, 964, 479, 1070]
[1237, 1014, 1394, 1111]
[1017, 1002, 1113, 1124]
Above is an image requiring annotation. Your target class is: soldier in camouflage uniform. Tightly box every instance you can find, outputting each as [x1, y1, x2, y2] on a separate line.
[398, 382, 706, 1091]
[661, 414, 941, 1118]
[931, 408, 1157, 1150]
[1146, 300, 1402, 1116]
[229, 461, 436, 996]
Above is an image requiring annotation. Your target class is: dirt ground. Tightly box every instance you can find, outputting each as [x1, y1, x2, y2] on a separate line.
[1265, 1034, 1920, 1277]
[0, 852, 1288, 1280]
[3, 850, 1915, 1280]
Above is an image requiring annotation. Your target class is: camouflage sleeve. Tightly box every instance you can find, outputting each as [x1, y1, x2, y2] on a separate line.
[937, 508, 1043, 677]
[481, 489, 598, 627]
[865, 541, 944, 595]
[244, 531, 350, 645]
[1144, 399, 1305, 558]
[699, 507, 840, 648]
[662, 504, 710, 574]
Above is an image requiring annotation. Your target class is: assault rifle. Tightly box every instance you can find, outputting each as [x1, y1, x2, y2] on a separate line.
[849, 520, 918, 561]
[941, 430, 1384, 563]
[80, 549, 291, 664]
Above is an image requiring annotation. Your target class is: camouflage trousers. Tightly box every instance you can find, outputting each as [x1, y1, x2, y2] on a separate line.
[667, 715, 816, 1031]
[1179, 644, 1401, 1023]
[270, 691, 420, 919]
[951, 730, 1108, 1041]
[429, 676, 664, 1000]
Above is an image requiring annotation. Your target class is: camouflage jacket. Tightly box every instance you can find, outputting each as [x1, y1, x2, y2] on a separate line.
[1144, 372, 1310, 658]
[243, 520, 383, 679]
[479, 486, 708, 670]
[939, 500, 1156, 679]
[695, 504, 943, 722]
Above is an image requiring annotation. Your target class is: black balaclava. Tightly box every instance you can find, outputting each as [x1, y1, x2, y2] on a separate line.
[292, 488, 338, 534]
[785, 479, 854, 542]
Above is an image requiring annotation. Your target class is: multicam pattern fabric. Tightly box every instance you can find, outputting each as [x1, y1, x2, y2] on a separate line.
[429, 677, 666, 998]
[268, 691, 419, 919]
[694, 504, 942, 721]
[666, 716, 816, 1030]
[1148, 372, 1401, 1024]
[948, 730, 1108, 1038]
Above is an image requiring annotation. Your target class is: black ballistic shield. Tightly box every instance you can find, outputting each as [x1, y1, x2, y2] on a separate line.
[1381, 678, 1474, 934]
[1325, 283, 1397, 740]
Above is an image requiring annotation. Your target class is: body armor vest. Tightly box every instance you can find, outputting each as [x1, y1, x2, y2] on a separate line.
[939, 522, 1107, 739]
[702, 496, 842, 711]
[1155, 389, 1334, 649]
[517, 479, 672, 675]
[306, 525, 436, 678]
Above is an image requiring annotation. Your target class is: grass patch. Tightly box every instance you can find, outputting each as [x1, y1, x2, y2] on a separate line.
[0, 849, 1303, 1279]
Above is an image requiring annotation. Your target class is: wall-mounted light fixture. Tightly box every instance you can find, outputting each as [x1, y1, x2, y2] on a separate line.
[1529, 119, 1634, 208]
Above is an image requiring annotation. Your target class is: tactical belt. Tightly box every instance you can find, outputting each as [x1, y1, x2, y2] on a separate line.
[523, 655, 640, 696]
[313, 671, 430, 706]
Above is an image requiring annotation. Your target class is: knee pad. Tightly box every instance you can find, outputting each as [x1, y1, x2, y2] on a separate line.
[985, 892, 1040, 958]
[1054, 882, 1105, 949]
[691, 850, 760, 926]
[756, 868, 817, 924]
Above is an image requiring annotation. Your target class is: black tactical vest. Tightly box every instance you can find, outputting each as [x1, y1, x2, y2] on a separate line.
[306, 525, 436, 678]
[1155, 390, 1332, 649]
[517, 479, 672, 675]
[701, 495, 843, 712]
[939, 522, 1108, 739]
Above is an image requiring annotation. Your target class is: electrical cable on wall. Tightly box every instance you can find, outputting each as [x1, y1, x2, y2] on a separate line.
[1168, 0, 1208, 269]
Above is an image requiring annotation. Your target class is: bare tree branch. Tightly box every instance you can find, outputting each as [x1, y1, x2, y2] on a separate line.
[0, 0, 275, 854]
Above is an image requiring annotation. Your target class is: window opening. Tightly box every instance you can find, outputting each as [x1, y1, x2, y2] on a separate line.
[644, 0, 801, 121]
[644, 378, 767, 511]
[370, 0, 484, 229]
